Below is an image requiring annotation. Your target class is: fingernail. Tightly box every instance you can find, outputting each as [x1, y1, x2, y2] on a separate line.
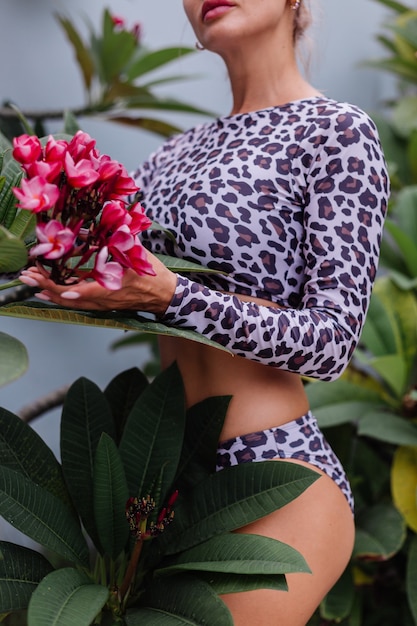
[36, 292, 51, 301]
[19, 275, 39, 287]
[61, 291, 81, 300]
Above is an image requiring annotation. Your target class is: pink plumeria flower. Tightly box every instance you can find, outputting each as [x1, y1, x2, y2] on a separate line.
[128, 202, 152, 235]
[111, 237, 156, 276]
[108, 168, 139, 199]
[30, 220, 78, 260]
[44, 136, 68, 165]
[12, 134, 42, 165]
[99, 201, 130, 234]
[64, 152, 100, 188]
[108, 225, 136, 253]
[26, 160, 62, 183]
[92, 246, 124, 290]
[13, 176, 60, 212]
[67, 131, 96, 162]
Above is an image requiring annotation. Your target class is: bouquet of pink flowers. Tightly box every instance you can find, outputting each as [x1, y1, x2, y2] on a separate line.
[12, 130, 154, 290]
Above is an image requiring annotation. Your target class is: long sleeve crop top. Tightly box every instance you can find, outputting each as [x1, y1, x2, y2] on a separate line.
[132, 97, 389, 381]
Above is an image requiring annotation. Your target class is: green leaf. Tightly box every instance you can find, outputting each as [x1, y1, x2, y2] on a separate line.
[0, 542, 53, 612]
[56, 14, 95, 91]
[93, 433, 130, 559]
[306, 379, 384, 428]
[406, 535, 417, 623]
[360, 290, 399, 356]
[0, 302, 231, 354]
[61, 377, 115, 551]
[0, 332, 28, 387]
[358, 411, 417, 446]
[320, 566, 354, 621]
[366, 354, 408, 397]
[391, 446, 417, 532]
[128, 575, 233, 625]
[119, 363, 185, 502]
[125, 47, 196, 81]
[176, 396, 231, 490]
[371, 0, 409, 13]
[157, 533, 310, 577]
[0, 227, 27, 272]
[107, 115, 184, 139]
[27, 568, 109, 626]
[0, 467, 89, 566]
[0, 407, 72, 507]
[384, 220, 417, 276]
[353, 503, 406, 560]
[104, 367, 149, 444]
[159, 462, 320, 555]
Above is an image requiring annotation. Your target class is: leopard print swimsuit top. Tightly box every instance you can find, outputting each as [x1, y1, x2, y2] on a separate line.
[133, 97, 389, 381]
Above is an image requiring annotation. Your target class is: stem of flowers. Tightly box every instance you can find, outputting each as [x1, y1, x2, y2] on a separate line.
[118, 538, 144, 602]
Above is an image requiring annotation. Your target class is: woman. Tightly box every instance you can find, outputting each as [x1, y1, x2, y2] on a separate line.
[21, 0, 389, 623]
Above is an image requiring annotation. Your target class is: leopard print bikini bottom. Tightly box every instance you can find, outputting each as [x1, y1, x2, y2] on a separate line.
[216, 411, 354, 513]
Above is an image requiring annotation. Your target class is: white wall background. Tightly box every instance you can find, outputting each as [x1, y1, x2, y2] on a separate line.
[0, 0, 394, 542]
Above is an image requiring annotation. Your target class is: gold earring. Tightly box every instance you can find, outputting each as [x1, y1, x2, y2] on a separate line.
[291, 0, 301, 9]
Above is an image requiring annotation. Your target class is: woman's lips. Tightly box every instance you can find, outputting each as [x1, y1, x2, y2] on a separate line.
[202, 1, 235, 22]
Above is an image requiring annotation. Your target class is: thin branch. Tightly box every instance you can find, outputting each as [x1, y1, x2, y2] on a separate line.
[18, 384, 70, 423]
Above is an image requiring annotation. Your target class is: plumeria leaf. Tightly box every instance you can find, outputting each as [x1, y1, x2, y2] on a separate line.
[157, 533, 310, 577]
[0, 466, 89, 566]
[93, 433, 130, 559]
[159, 461, 319, 555]
[61, 377, 115, 551]
[0, 407, 72, 508]
[0, 227, 28, 272]
[198, 571, 288, 594]
[0, 541, 53, 612]
[175, 396, 232, 490]
[27, 568, 109, 626]
[119, 363, 185, 503]
[129, 575, 233, 626]
[104, 367, 149, 444]
[106, 115, 184, 138]
[353, 503, 406, 561]
[0, 302, 232, 353]
[0, 332, 28, 387]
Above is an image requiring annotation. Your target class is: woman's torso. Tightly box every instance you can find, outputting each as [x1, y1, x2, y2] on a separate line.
[134, 96, 383, 439]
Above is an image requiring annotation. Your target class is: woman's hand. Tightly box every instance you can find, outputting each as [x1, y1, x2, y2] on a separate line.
[19, 252, 177, 317]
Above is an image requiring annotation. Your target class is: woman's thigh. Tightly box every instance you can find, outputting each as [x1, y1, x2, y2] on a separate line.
[220, 460, 355, 626]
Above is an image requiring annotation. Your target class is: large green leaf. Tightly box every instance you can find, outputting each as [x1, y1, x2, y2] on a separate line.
[198, 571, 288, 594]
[94, 433, 130, 559]
[0, 302, 231, 353]
[119, 363, 185, 502]
[0, 467, 89, 566]
[61, 377, 115, 551]
[391, 445, 417, 532]
[0, 407, 72, 507]
[128, 575, 233, 626]
[0, 542, 53, 612]
[56, 15, 95, 91]
[175, 395, 231, 490]
[353, 503, 406, 560]
[365, 354, 408, 397]
[358, 410, 417, 446]
[371, 0, 410, 13]
[0, 227, 27, 272]
[104, 367, 149, 444]
[27, 568, 109, 626]
[157, 533, 309, 577]
[0, 332, 28, 387]
[360, 289, 399, 357]
[159, 461, 319, 555]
